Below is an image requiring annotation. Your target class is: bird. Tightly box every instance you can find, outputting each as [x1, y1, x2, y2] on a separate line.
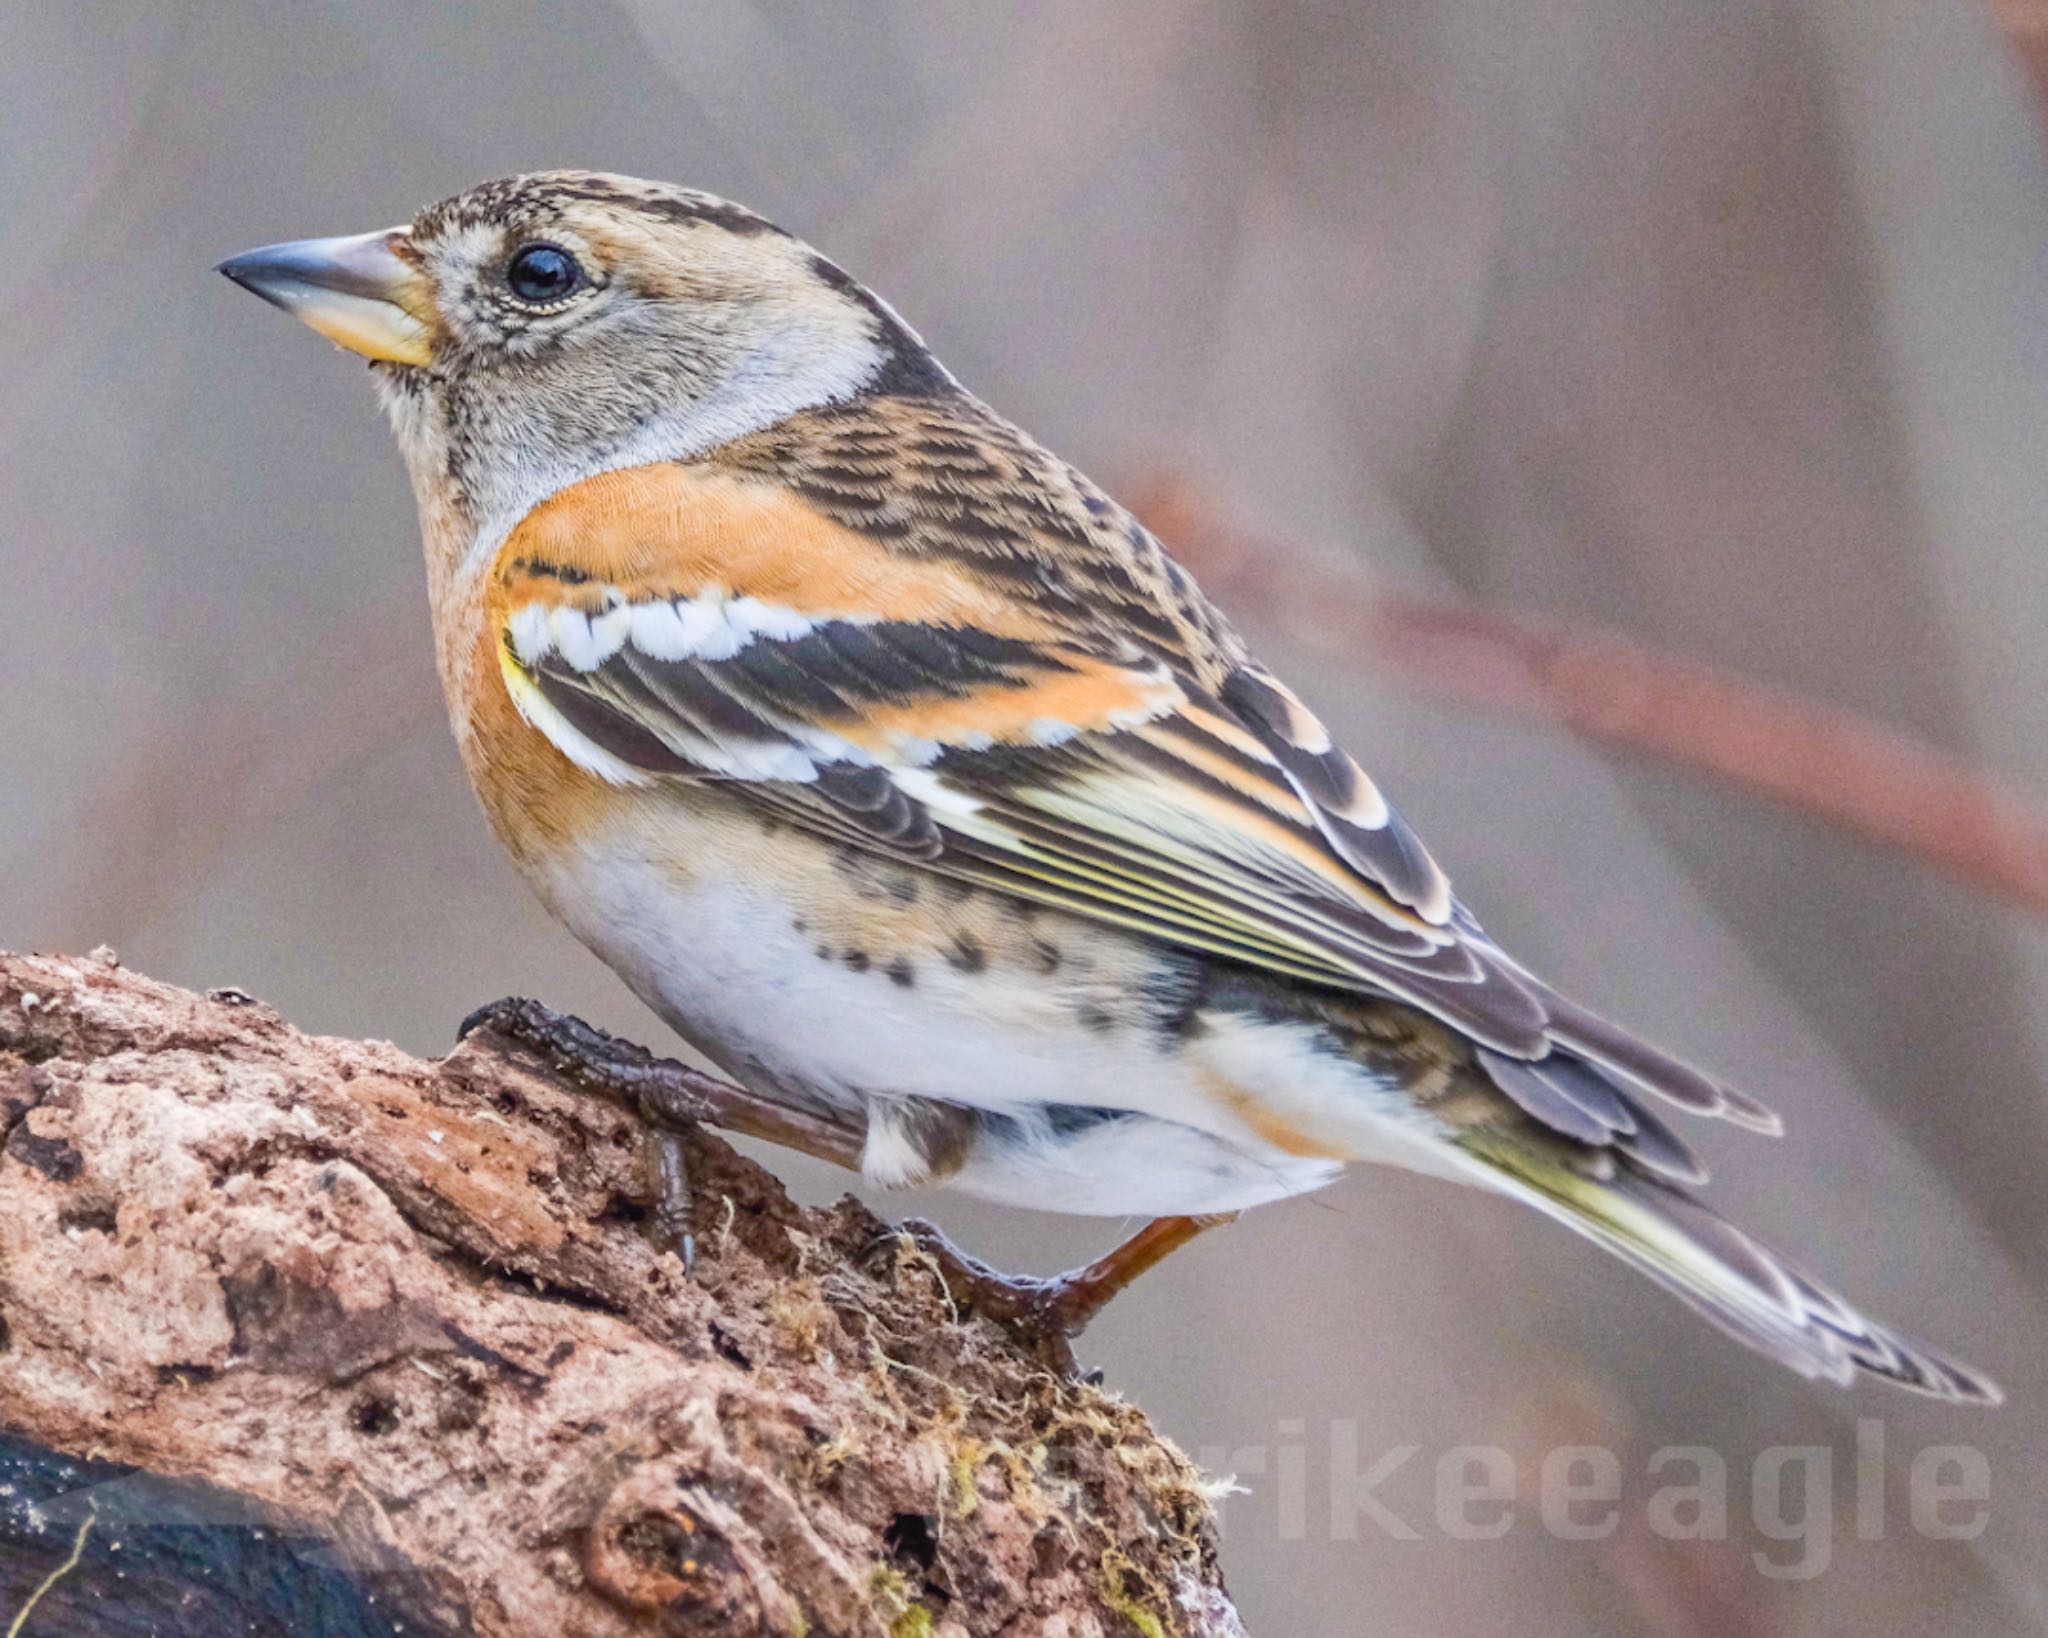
[218, 169, 1997, 1401]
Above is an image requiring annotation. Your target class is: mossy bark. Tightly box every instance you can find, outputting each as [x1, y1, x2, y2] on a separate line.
[0, 949, 1242, 1637]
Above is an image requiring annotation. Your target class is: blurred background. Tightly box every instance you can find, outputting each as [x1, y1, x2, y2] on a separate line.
[5, 2, 2047, 1631]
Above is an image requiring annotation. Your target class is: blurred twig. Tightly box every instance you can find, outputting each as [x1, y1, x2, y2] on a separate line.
[1133, 476, 2048, 920]
[1991, 0, 2048, 115]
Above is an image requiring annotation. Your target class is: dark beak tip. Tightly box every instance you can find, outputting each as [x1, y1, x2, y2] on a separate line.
[215, 250, 281, 296]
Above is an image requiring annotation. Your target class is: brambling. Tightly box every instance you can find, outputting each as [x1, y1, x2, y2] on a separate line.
[219, 171, 1996, 1399]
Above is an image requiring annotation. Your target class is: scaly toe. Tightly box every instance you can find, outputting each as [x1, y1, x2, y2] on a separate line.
[457, 994, 541, 1042]
[869, 1219, 1083, 1374]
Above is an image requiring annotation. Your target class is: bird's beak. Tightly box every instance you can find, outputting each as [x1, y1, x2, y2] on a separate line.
[216, 228, 433, 366]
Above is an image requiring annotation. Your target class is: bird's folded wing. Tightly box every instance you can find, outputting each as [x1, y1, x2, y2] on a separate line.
[490, 459, 1776, 1150]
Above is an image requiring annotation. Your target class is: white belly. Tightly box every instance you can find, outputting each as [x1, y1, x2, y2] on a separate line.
[544, 844, 1194, 1114]
[528, 814, 1454, 1216]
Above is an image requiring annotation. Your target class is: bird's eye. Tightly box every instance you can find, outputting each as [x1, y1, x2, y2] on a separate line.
[503, 242, 586, 306]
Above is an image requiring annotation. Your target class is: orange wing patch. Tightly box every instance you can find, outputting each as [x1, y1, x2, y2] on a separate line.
[835, 654, 1182, 754]
[494, 462, 1052, 637]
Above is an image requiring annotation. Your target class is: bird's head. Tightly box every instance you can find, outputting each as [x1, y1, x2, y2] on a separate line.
[219, 170, 946, 538]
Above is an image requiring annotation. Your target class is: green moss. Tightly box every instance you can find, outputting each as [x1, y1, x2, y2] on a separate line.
[948, 1435, 985, 1519]
[870, 1564, 933, 1638]
[1100, 1549, 1170, 1638]
[889, 1608, 935, 1638]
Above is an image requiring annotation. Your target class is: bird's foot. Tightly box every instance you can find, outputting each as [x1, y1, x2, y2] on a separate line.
[643, 1126, 697, 1276]
[458, 996, 711, 1130]
[457, 996, 869, 1277]
[459, 996, 704, 1270]
[873, 1218, 1094, 1375]
[872, 1211, 1235, 1377]
[459, 995, 865, 1174]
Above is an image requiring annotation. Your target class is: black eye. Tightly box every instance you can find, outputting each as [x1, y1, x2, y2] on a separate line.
[504, 242, 585, 306]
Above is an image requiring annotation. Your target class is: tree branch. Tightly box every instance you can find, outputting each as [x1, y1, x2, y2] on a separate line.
[0, 949, 1239, 1638]
[1991, 0, 2048, 118]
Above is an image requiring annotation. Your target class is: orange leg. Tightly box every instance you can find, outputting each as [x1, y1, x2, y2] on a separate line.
[883, 1213, 1237, 1372]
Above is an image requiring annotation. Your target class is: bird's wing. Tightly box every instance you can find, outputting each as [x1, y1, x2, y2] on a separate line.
[490, 406, 1778, 1162]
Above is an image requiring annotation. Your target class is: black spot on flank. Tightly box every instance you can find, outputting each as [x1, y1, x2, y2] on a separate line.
[1137, 962, 1207, 1039]
[814, 944, 833, 961]
[1029, 939, 1062, 974]
[1042, 1104, 1139, 1137]
[886, 957, 916, 989]
[1073, 1002, 1116, 1034]
[886, 875, 920, 907]
[843, 950, 871, 974]
[792, 918, 807, 935]
[946, 933, 987, 973]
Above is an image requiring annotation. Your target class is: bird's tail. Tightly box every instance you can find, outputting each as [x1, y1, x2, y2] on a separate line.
[1454, 1132, 2002, 1404]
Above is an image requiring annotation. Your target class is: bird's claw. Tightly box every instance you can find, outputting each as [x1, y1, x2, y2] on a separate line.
[645, 1125, 698, 1278]
[459, 995, 702, 1275]
[458, 994, 540, 1042]
[868, 1217, 1091, 1375]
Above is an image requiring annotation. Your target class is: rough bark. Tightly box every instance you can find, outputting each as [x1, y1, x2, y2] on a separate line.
[0, 949, 1240, 1638]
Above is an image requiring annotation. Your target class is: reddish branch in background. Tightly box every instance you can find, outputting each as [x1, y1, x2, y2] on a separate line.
[1132, 477, 2048, 922]
[1993, 0, 2048, 115]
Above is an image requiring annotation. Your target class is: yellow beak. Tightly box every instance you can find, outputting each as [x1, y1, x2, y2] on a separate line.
[217, 228, 432, 366]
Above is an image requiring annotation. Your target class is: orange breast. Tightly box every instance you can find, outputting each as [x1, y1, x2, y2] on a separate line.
[456, 605, 613, 869]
